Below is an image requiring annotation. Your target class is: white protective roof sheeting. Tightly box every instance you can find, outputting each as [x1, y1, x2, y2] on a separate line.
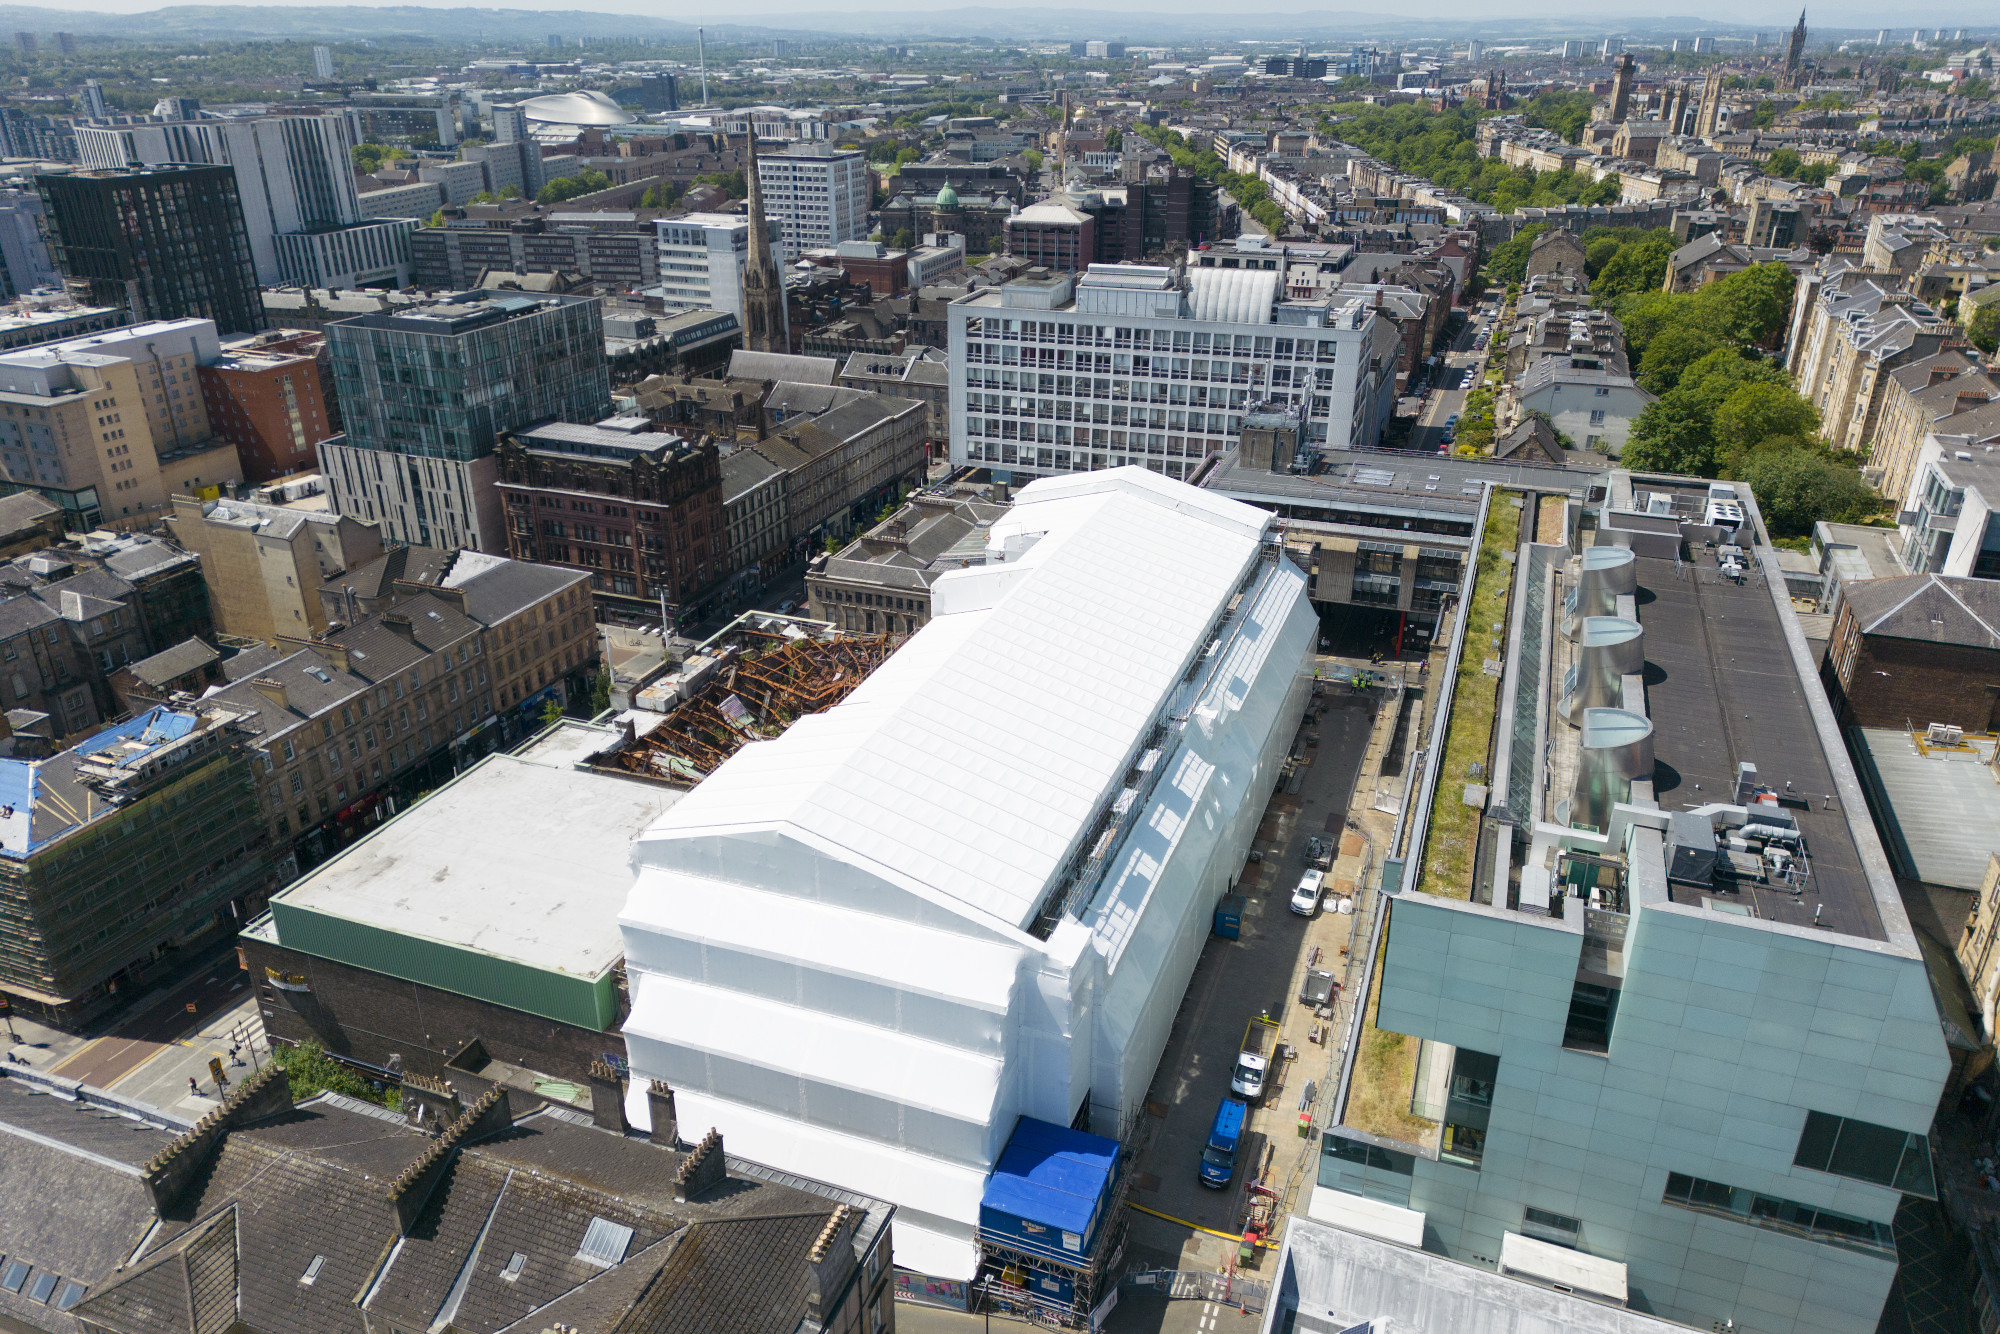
[622, 1082, 988, 1281]
[624, 970, 1003, 1127]
[1308, 1186, 1427, 1248]
[634, 469, 1275, 931]
[620, 869, 1022, 1013]
[1187, 266, 1278, 324]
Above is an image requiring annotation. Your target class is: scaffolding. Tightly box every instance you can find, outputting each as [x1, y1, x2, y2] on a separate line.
[613, 631, 893, 786]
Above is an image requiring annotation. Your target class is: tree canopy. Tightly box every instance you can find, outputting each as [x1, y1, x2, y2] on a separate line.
[535, 169, 612, 205]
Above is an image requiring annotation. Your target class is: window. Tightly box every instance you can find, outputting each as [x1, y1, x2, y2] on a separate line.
[1662, 1172, 1894, 1256]
[0, 1261, 28, 1293]
[501, 1252, 527, 1282]
[300, 1255, 325, 1286]
[1522, 1207, 1582, 1248]
[1588, 410, 1606, 425]
[26, 1271, 57, 1304]
[1562, 981, 1618, 1052]
[1794, 1111, 1935, 1197]
[54, 1281, 86, 1311]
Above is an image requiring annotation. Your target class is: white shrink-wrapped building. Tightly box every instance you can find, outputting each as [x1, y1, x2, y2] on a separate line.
[618, 468, 1316, 1280]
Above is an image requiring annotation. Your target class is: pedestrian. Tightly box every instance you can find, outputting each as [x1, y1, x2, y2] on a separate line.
[188, 1076, 201, 1097]
[229, 1044, 243, 1067]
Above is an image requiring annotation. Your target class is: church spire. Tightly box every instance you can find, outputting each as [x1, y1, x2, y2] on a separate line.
[739, 129, 787, 355]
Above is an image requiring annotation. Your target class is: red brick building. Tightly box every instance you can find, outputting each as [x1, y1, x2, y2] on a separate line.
[495, 418, 726, 624]
[1824, 572, 2000, 732]
[196, 330, 338, 483]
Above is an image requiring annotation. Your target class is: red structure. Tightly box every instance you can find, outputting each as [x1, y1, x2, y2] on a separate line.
[196, 330, 337, 483]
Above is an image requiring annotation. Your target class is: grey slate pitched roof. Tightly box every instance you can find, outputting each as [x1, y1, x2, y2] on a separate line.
[0, 491, 57, 534]
[324, 544, 456, 602]
[0, 1070, 188, 1334]
[127, 638, 221, 687]
[1842, 573, 2000, 649]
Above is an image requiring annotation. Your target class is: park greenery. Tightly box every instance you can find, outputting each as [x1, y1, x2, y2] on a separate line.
[1324, 101, 1622, 214]
[1608, 263, 1872, 536]
[535, 169, 612, 205]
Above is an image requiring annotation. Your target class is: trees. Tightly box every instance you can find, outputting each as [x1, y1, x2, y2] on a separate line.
[534, 169, 611, 205]
[1456, 389, 1498, 454]
[891, 228, 914, 250]
[351, 142, 392, 173]
[1970, 304, 2000, 356]
[1713, 382, 1821, 462]
[1585, 237, 1622, 279]
[1689, 261, 1795, 347]
[498, 184, 522, 200]
[1637, 324, 1733, 395]
[1523, 90, 1596, 145]
[1024, 148, 1044, 172]
[1590, 233, 1676, 304]
[1484, 224, 1547, 285]
[1736, 444, 1874, 537]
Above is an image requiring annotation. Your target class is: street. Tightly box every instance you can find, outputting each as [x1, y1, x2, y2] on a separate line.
[5, 945, 267, 1119]
[895, 1291, 1260, 1334]
[1407, 304, 1495, 454]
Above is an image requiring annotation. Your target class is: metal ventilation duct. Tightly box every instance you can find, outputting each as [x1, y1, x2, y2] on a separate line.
[1563, 546, 1639, 639]
[1559, 616, 1645, 724]
[1570, 707, 1655, 832]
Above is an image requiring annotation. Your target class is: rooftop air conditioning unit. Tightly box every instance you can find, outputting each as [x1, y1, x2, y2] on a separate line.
[1926, 722, 1963, 746]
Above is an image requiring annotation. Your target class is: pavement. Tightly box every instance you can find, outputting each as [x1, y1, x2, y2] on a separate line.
[5, 946, 267, 1117]
[1115, 654, 1418, 1268]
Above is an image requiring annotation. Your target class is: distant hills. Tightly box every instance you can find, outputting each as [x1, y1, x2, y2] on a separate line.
[0, 3, 1983, 45]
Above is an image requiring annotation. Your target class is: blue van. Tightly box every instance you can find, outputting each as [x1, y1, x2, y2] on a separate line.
[1200, 1098, 1247, 1188]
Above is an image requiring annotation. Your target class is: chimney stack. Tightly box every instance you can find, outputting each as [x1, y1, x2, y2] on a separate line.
[587, 1059, 628, 1133]
[674, 1127, 727, 1202]
[646, 1081, 679, 1147]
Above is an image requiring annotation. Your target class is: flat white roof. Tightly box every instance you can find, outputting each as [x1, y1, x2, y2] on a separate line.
[276, 754, 678, 979]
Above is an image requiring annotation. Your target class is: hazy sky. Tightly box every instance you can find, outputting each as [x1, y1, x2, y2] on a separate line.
[32, 0, 1994, 27]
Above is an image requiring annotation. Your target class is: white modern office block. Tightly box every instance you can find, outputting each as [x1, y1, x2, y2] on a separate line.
[619, 468, 1317, 1281]
[273, 218, 414, 289]
[77, 116, 364, 285]
[653, 213, 753, 319]
[754, 145, 870, 259]
[948, 264, 1401, 485]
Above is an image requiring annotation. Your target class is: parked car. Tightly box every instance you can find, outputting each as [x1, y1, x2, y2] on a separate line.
[1291, 868, 1326, 915]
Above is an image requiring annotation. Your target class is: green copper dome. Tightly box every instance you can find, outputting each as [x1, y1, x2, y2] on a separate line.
[934, 183, 960, 210]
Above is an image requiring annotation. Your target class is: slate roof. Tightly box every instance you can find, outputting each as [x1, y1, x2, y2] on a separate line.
[79, 1097, 433, 1334]
[324, 544, 455, 602]
[38, 1081, 886, 1334]
[0, 1070, 188, 1334]
[205, 648, 369, 732]
[725, 351, 837, 385]
[0, 491, 57, 534]
[1494, 417, 1567, 464]
[325, 592, 480, 684]
[721, 451, 784, 504]
[127, 638, 220, 687]
[1842, 573, 2000, 649]
[444, 554, 588, 627]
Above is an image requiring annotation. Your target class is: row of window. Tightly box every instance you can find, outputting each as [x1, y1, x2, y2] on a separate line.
[963, 320, 1342, 361]
[0, 1256, 85, 1311]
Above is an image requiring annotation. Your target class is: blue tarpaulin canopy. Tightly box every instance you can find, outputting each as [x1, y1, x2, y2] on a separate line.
[981, 1117, 1120, 1246]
